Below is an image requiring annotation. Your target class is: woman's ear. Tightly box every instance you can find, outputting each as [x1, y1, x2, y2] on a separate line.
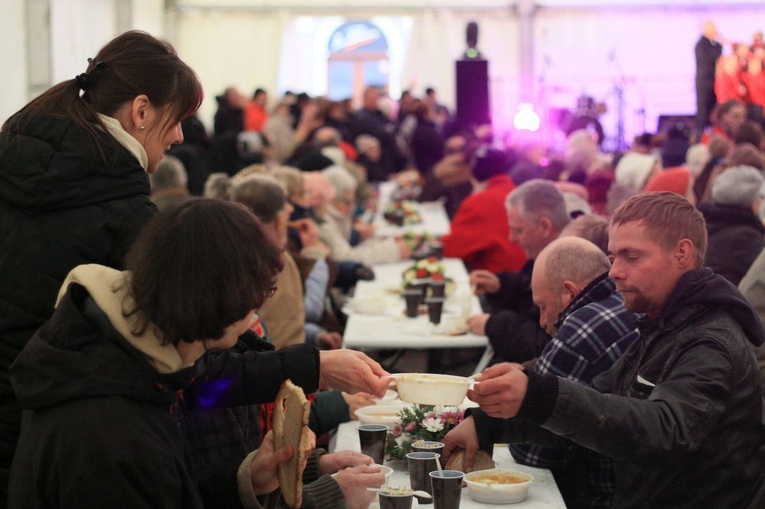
[131, 94, 152, 130]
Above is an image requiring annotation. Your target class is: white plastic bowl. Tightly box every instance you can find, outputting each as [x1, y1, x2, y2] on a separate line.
[464, 468, 534, 504]
[354, 403, 410, 425]
[390, 373, 471, 406]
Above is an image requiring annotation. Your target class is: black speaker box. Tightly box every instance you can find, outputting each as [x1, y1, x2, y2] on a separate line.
[455, 59, 491, 130]
[656, 114, 695, 135]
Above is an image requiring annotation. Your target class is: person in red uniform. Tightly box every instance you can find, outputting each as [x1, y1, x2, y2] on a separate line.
[441, 147, 526, 274]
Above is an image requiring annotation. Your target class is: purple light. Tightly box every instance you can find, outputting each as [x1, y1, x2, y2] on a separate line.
[513, 103, 540, 132]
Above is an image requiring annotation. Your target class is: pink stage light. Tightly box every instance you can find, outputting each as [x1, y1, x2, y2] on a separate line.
[513, 103, 540, 132]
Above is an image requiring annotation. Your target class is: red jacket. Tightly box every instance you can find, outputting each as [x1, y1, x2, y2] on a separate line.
[715, 73, 743, 104]
[441, 174, 527, 273]
[244, 102, 269, 132]
[742, 72, 765, 107]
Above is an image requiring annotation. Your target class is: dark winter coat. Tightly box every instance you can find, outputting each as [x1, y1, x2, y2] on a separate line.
[0, 111, 156, 487]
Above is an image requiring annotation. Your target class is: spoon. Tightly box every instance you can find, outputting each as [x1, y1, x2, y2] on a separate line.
[367, 487, 432, 499]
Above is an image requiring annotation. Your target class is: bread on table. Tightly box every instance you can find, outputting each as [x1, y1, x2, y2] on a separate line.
[445, 449, 495, 473]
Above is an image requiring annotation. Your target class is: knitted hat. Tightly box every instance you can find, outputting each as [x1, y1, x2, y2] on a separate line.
[711, 165, 765, 206]
[321, 146, 347, 166]
[614, 152, 658, 190]
[645, 167, 692, 197]
[355, 134, 380, 155]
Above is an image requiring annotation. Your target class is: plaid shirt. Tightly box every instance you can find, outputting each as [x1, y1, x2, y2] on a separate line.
[510, 273, 640, 509]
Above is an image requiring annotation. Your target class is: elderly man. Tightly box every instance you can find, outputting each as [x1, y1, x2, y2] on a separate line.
[444, 192, 765, 508]
[512, 236, 640, 508]
[467, 179, 570, 364]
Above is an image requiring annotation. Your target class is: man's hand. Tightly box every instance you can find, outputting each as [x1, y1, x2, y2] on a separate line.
[332, 464, 386, 509]
[442, 416, 479, 472]
[318, 451, 373, 475]
[343, 391, 378, 419]
[466, 313, 490, 336]
[317, 331, 342, 350]
[469, 270, 500, 295]
[319, 349, 390, 398]
[468, 363, 528, 419]
[291, 219, 320, 248]
[249, 431, 293, 496]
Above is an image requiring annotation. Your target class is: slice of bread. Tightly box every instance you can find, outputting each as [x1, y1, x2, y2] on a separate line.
[272, 380, 311, 509]
[444, 449, 495, 473]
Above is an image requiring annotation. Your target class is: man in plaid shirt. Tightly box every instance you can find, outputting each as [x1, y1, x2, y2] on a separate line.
[510, 236, 640, 509]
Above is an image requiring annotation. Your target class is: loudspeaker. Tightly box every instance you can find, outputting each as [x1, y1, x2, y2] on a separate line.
[656, 114, 695, 135]
[466, 21, 479, 49]
[456, 59, 490, 130]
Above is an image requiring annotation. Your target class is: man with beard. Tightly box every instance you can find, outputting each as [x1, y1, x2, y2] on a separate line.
[443, 192, 765, 508]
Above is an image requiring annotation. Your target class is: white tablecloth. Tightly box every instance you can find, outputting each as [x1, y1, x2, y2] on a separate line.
[342, 259, 488, 351]
[330, 421, 567, 509]
[372, 181, 451, 238]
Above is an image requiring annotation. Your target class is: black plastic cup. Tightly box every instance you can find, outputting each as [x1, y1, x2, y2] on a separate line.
[411, 278, 431, 306]
[429, 470, 464, 509]
[407, 451, 440, 504]
[428, 280, 446, 298]
[411, 440, 445, 458]
[379, 489, 415, 509]
[403, 289, 423, 318]
[425, 297, 445, 325]
[358, 424, 388, 465]
[430, 242, 444, 259]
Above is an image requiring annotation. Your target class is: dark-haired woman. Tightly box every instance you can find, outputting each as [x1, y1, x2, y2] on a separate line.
[8, 199, 293, 508]
[0, 30, 203, 495]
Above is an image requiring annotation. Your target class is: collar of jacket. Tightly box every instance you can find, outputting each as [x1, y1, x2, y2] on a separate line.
[97, 114, 149, 172]
[56, 264, 186, 373]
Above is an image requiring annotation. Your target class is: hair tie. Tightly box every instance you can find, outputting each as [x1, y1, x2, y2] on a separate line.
[87, 57, 104, 69]
[75, 73, 90, 91]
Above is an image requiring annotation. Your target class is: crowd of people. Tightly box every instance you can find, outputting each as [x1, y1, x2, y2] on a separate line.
[1, 26, 765, 509]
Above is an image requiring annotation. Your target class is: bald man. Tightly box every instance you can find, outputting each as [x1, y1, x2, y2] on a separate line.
[695, 20, 723, 136]
[494, 237, 642, 508]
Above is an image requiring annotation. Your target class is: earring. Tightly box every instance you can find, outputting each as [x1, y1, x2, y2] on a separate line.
[139, 125, 145, 130]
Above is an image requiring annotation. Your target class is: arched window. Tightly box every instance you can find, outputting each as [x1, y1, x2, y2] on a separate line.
[328, 21, 389, 104]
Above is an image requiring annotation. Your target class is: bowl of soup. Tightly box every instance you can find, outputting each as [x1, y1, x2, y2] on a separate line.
[464, 468, 534, 504]
[389, 373, 471, 406]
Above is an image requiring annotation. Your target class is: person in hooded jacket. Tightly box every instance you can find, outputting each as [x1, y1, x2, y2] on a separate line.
[443, 191, 765, 508]
[0, 30, 203, 501]
[698, 165, 765, 286]
[8, 198, 314, 508]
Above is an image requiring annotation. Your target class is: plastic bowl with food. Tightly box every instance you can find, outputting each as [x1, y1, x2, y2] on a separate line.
[464, 468, 534, 504]
[390, 373, 471, 406]
[354, 403, 410, 425]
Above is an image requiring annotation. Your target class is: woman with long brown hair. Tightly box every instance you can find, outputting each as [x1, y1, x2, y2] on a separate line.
[0, 30, 203, 498]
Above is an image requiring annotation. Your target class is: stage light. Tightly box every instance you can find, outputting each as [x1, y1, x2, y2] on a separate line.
[513, 103, 540, 132]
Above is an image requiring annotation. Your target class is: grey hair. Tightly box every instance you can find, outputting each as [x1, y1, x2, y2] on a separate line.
[203, 173, 233, 200]
[323, 165, 357, 196]
[711, 165, 765, 206]
[506, 179, 570, 231]
[231, 174, 287, 224]
[541, 236, 611, 289]
[149, 155, 187, 192]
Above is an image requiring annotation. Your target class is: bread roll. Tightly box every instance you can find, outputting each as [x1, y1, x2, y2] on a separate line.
[444, 449, 495, 473]
[273, 380, 311, 509]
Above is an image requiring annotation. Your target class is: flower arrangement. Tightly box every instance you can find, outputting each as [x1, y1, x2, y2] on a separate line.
[401, 231, 438, 252]
[401, 257, 446, 289]
[385, 405, 465, 462]
[383, 200, 422, 226]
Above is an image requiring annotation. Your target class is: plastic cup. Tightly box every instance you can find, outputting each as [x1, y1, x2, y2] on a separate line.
[425, 297, 445, 325]
[403, 289, 423, 318]
[358, 424, 388, 465]
[428, 280, 446, 298]
[379, 488, 415, 509]
[407, 451, 440, 504]
[411, 279, 431, 306]
[429, 470, 464, 509]
[411, 440, 445, 458]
